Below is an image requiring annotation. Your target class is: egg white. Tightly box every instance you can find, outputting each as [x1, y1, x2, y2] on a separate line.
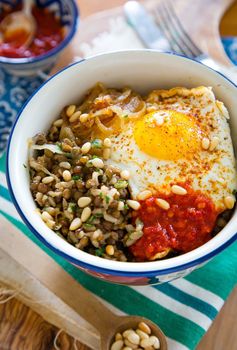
[107, 87, 237, 211]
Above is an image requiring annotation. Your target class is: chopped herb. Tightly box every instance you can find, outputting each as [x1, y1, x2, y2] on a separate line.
[86, 160, 93, 168]
[68, 203, 77, 212]
[23, 163, 27, 169]
[124, 204, 129, 210]
[83, 223, 96, 230]
[87, 215, 96, 224]
[123, 114, 128, 119]
[105, 195, 110, 204]
[99, 192, 103, 199]
[114, 180, 128, 189]
[95, 246, 105, 257]
[72, 175, 82, 181]
[92, 155, 99, 159]
[233, 189, 237, 196]
[91, 139, 102, 149]
[64, 153, 73, 159]
[94, 212, 103, 217]
[56, 142, 62, 150]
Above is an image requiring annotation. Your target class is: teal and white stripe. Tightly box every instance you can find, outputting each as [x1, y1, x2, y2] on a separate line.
[1, 153, 237, 350]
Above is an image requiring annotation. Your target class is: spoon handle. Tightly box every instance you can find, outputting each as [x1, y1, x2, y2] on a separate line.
[64, 277, 119, 335]
[0, 216, 119, 340]
[23, 0, 34, 16]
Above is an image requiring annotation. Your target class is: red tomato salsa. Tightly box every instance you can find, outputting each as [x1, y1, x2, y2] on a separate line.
[0, 5, 64, 58]
[130, 183, 219, 261]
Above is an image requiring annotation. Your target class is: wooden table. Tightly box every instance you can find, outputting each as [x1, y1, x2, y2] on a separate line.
[1, 1, 237, 349]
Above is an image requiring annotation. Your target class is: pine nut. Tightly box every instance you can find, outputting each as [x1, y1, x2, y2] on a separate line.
[79, 113, 89, 123]
[103, 148, 111, 160]
[127, 331, 140, 345]
[155, 198, 170, 210]
[78, 197, 92, 208]
[92, 229, 102, 240]
[118, 201, 125, 211]
[103, 138, 112, 147]
[150, 335, 160, 349]
[59, 161, 71, 169]
[91, 157, 104, 168]
[105, 245, 114, 256]
[123, 347, 133, 350]
[69, 110, 81, 123]
[120, 170, 130, 180]
[136, 329, 149, 339]
[42, 176, 54, 184]
[78, 236, 89, 248]
[78, 231, 85, 239]
[62, 170, 72, 182]
[66, 104, 76, 117]
[140, 338, 155, 348]
[53, 118, 63, 127]
[137, 190, 152, 201]
[138, 322, 151, 335]
[115, 333, 123, 341]
[171, 185, 187, 195]
[45, 207, 56, 216]
[46, 219, 55, 229]
[41, 211, 53, 222]
[104, 212, 118, 223]
[124, 339, 137, 349]
[69, 218, 82, 231]
[81, 142, 91, 154]
[111, 340, 124, 350]
[201, 137, 210, 150]
[127, 200, 141, 210]
[123, 330, 133, 338]
[81, 207, 91, 222]
[80, 156, 89, 164]
[224, 195, 235, 209]
[209, 136, 219, 151]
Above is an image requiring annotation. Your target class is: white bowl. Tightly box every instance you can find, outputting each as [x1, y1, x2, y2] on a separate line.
[7, 50, 237, 285]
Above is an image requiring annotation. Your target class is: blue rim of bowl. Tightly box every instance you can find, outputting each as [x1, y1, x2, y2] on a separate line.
[0, 0, 79, 65]
[6, 50, 237, 277]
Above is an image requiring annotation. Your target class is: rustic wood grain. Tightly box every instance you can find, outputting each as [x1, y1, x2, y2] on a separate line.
[0, 1, 237, 349]
[0, 297, 88, 350]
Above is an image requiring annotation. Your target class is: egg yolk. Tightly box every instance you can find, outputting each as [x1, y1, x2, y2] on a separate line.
[134, 110, 202, 161]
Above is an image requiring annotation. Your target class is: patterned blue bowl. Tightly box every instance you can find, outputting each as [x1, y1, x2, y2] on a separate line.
[0, 0, 79, 75]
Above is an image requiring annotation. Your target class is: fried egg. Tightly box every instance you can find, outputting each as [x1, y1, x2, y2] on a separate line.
[107, 86, 237, 211]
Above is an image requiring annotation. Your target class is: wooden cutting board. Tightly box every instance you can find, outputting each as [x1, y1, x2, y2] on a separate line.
[1, 1, 237, 349]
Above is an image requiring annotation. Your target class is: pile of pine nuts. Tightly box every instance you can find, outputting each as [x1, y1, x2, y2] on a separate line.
[111, 322, 160, 350]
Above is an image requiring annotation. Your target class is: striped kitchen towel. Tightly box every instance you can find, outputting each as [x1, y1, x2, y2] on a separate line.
[1, 151, 237, 350]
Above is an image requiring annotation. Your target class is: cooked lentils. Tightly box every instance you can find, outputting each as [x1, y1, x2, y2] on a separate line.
[29, 130, 143, 262]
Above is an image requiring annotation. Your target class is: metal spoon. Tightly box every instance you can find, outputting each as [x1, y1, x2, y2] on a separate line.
[0, 0, 36, 47]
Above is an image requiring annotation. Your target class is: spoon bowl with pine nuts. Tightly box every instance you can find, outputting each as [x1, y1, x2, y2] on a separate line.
[106, 316, 167, 350]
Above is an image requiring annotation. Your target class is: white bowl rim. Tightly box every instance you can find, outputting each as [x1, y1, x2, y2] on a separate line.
[6, 49, 237, 277]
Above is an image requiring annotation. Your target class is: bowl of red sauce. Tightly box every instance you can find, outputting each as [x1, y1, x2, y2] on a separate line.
[0, 0, 78, 75]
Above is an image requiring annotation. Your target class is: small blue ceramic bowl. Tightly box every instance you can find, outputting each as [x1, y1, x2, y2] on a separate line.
[0, 0, 79, 75]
